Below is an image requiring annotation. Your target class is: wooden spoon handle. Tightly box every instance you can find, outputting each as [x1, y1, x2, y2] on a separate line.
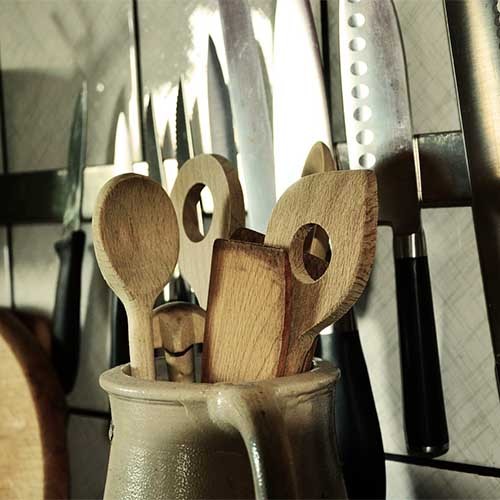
[126, 304, 155, 380]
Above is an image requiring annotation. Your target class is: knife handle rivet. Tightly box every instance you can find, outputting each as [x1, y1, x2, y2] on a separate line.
[348, 13, 365, 28]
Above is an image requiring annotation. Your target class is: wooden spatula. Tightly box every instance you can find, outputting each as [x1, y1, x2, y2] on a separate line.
[92, 173, 179, 380]
[152, 302, 205, 382]
[265, 170, 378, 375]
[202, 239, 292, 383]
[170, 154, 245, 309]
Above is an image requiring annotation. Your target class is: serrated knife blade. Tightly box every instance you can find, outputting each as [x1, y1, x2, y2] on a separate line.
[339, 0, 448, 457]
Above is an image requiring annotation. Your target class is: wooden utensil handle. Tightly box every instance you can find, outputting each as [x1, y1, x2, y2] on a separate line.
[126, 304, 155, 380]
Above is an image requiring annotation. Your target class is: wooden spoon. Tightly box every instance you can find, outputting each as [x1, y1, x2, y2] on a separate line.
[152, 302, 205, 382]
[170, 154, 245, 309]
[202, 239, 292, 383]
[264, 169, 378, 375]
[92, 173, 179, 380]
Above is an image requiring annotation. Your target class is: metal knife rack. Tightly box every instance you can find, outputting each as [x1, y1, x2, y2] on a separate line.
[0, 130, 471, 225]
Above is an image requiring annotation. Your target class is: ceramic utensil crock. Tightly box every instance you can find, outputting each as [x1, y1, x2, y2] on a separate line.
[100, 358, 346, 499]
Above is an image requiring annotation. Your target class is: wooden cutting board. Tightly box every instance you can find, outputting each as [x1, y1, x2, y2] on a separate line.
[0, 308, 68, 499]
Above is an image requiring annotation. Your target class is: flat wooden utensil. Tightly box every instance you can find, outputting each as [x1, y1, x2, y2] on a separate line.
[170, 154, 245, 309]
[152, 302, 205, 382]
[93, 173, 179, 380]
[202, 239, 292, 383]
[265, 170, 378, 375]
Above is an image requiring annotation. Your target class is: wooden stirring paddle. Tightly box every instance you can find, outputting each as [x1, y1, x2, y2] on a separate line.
[170, 154, 245, 309]
[202, 239, 292, 383]
[92, 173, 179, 380]
[265, 170, 378, 376]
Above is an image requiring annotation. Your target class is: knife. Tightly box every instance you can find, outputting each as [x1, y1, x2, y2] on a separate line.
[218, 0, 276, 232]
[207, 36, 237, 168]
[52, 82, 87, 394]
[444, 1, 500, 399]
[339, 0, 448, 456]
[109, 112, 133, 368]
[273, 2, 384, 497]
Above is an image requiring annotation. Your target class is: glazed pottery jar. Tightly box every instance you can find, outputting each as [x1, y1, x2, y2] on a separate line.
[100, 358, 346, 499]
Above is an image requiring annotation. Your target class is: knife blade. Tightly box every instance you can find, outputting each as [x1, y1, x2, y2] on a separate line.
[339, 0, 448, 456]
[173, 82, 197, 303]
[207, 36, 237, 167]
[444, 1, 500, 399]
[175, 80, 193, 170]
[273, 2, 384, 496]
[109, 112, 133, 368]
[144, 94, 166, 186]
[218, 0, 276, 232]
[52, 82, 87, 394]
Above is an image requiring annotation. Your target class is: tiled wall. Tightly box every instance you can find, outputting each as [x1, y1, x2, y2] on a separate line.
[0, 0, 499, 498]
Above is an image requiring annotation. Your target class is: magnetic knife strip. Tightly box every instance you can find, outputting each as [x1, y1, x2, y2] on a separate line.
[0, 130, 470, 224]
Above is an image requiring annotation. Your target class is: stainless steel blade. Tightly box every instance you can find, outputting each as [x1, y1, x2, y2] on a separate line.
[113, 112, 133, 174]
[273, 0, 333, 197]
[339, 0, 419, 236]
[175, 80, 193, 169]
[63, 82, 88, 234]
[219, 0, 276, 232]
[207, 36, 237, 167]
[445, 0, 500, 383]
[144, 95, 166, 186]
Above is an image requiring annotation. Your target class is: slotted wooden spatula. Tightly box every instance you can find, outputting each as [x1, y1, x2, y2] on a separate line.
[265, 170, 378, 375]
[202, 239, 292, 383]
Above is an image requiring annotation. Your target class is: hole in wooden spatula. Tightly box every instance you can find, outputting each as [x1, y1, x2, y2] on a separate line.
[183, 183, 213, 241]
[291, 223, 331, 283]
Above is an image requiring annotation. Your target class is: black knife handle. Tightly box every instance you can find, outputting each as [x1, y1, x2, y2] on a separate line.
[53, 229, 85, 394]
[320, 311, 386, 500]
[110, 293, 129, 367]
[394, 232, 448, 457]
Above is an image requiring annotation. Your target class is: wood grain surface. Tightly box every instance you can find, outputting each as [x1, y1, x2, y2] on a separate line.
[202, 239, 292, 383]
[170, 154, 245, 309]
[92, 173, 179, 380]
[0, 308, 68, 500]
[265, 170, 378, 375]
[152, 302, 205, 382]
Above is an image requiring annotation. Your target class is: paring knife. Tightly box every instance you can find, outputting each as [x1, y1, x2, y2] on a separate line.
[444, 1, 500, 400]
[273, 2, 385, 496]
[218, 0, 276, 232]
[339, 0, 448, 456]
[52, 82, 87, 394]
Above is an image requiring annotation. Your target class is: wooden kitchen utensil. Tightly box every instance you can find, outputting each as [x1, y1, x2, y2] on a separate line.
[93, 173, 179, 380]
[202, 239, 292, 383]
[152, 302, 205, 382]
[170, 154, 245, 309]
[265, 170, 378, 375]
[0, 308, 68, 499]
